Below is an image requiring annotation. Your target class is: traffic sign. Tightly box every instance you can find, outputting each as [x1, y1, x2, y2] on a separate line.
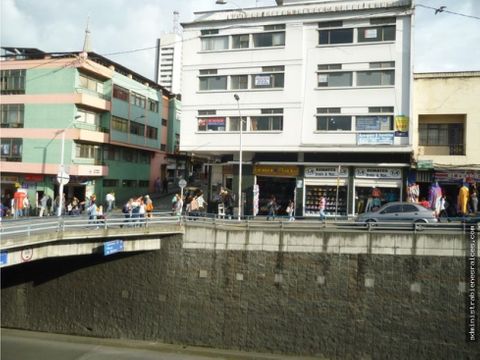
[57, 171, 70, 185]
[178, 179, 187, 188]
[104, 240, 124, 256]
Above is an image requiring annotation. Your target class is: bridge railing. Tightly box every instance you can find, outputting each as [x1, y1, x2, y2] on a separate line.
[1, 212, 478, 241]
[0, 211, 181, 240]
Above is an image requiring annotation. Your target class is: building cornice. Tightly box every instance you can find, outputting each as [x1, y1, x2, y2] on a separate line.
[414, 71, 480, 79]
[184, 0, 412, 26]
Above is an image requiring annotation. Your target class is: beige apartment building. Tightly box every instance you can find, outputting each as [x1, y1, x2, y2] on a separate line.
[412, 71, 480, 214]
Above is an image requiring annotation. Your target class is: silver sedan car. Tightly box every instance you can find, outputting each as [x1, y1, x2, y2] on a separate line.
[356, 202, 438, 223]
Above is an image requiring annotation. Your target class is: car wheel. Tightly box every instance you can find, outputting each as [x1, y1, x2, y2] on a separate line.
[414, 219, 427, 224]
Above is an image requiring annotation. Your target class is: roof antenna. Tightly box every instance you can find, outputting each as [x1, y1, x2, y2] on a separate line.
[81, 16, 92, 58]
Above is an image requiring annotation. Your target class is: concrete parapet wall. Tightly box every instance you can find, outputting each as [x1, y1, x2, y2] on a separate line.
[2, 227, 479, 359]
[184, 223, 470, 257]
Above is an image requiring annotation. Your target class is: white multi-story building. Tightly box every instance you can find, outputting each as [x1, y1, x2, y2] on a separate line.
[181, 0, 413, 217]
[154, 33, 182, 94]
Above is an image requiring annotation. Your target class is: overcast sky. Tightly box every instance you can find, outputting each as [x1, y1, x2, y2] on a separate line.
[1, 0, 479, 81]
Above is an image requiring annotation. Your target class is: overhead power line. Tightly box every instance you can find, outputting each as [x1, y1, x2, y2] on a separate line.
[415, 4, 480, 20]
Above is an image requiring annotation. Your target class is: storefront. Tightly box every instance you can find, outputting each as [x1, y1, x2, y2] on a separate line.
[303, 166, 349, 217]
[353, 167, 403, 214]
[253, 165, 298, 216]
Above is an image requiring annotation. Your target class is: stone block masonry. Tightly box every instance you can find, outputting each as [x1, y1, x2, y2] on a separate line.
[1, 230, 479, 359]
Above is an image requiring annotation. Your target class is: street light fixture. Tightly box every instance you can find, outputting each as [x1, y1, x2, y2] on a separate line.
[234, 94, 243, 220]
[57, 115, 81, 216]
[215, 0, 247, 15]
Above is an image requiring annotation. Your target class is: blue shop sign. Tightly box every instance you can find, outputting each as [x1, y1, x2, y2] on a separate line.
[357, 133, 394, 145]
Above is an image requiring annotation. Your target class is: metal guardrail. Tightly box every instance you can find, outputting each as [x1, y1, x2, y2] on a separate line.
[1, 212, 478, 241]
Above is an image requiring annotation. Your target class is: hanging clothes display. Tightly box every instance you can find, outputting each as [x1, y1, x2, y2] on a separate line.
[407, 182, 419, 203]
[428, 182, 442, 210]
[457, 183, 469, 215]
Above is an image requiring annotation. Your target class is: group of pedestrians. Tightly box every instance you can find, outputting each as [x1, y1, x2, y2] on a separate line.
[121, 195, 155, 226]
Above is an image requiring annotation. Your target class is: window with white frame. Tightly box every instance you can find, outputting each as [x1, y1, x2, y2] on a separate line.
[316, 108, 351, 131]
[199, 69, 227, 91]
[318, 21, 353, 45]
[317, 64, 352, 87]
[0, 104, 24, 128]
[79, 73, 104, 94]
[77, 109, 100, 126]
[252, 66, 284, 89]
[358, 18, 396, 42]
[232, 34, 250, 49]
[201, 36, 229, 51]
[227, 116, 247, 131]
[250, 109, 283, 131]
[75, 143, 101, 160]
[230, 75, 248, 90]
[356, 107, 394, 131]
[357, 62, 395, 86]
[253, 25, 285, 47]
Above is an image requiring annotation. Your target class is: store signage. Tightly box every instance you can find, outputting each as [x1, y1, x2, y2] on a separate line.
[1, 176, 19, 183]
[25, 174, 44, 182]
[357, 133, 394, 145]
[355, 168, 402, 179]
[305, 167, 348, 178]
[417, 160, 433, 170]
[434, 171, 480, 183]
[253, 165, 299, 177]
[394, 115, 409, 137]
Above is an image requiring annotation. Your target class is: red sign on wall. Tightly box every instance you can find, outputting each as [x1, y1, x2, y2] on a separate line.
[24, 174, 44, 182]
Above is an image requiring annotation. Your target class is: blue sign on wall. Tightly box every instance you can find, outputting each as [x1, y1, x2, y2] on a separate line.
[104, 240, 124, 256]
[0, 251, 8, 265]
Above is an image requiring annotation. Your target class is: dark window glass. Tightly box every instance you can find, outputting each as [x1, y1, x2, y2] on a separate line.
[316, 116, 351, 131]
[319, 28, 353, 44]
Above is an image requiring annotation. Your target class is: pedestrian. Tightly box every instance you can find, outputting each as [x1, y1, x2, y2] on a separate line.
[87, 200, 98, 226]
[122, 199, 133, 227]
[266, 195, 277, 221]
[154, 177, 161, 193]
[286, 200, 295, 221]
[163, 177, 169, 194]
[174, 194, 184, 216]
[39, 193, 49, 217]
[145, 195, 154, 218]
[319, 195, 326, 221]
[196, 191, 208, 215]
[171, 193, 179, 215]
[106, 191, 115, 212]
[470, 185, 478, 214]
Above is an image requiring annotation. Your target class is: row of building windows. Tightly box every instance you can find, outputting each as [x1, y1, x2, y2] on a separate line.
[199, 66, 285, 91]
[200, 25, 286, 51]
[112, 85, 159, 112]
[199, 19, 395, 52]
[197, 109, 283, 132]
[111, 116, 159, 139]
[317, 62, 395, 87]
[198, 62, 394, 91]
[79, 73, 104, 94]
[318, 19, 395, 45]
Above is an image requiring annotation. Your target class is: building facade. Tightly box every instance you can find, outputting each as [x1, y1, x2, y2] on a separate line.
[180, 0, 413, 217]
[412, 71, 480, 214]
[154, 33, 183, 94]
[0, 47, 179, 212]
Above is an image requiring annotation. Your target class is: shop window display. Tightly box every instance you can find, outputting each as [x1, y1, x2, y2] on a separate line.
[305, 185, 347, 216]
[355, 187, 400, 214]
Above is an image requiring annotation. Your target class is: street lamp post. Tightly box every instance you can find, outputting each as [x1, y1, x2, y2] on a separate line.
[57, 115, 81, 217]
[234, 94, 243, 220]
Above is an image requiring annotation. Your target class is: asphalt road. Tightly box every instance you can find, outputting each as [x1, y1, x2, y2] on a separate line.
[1, 329, 318, 360]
